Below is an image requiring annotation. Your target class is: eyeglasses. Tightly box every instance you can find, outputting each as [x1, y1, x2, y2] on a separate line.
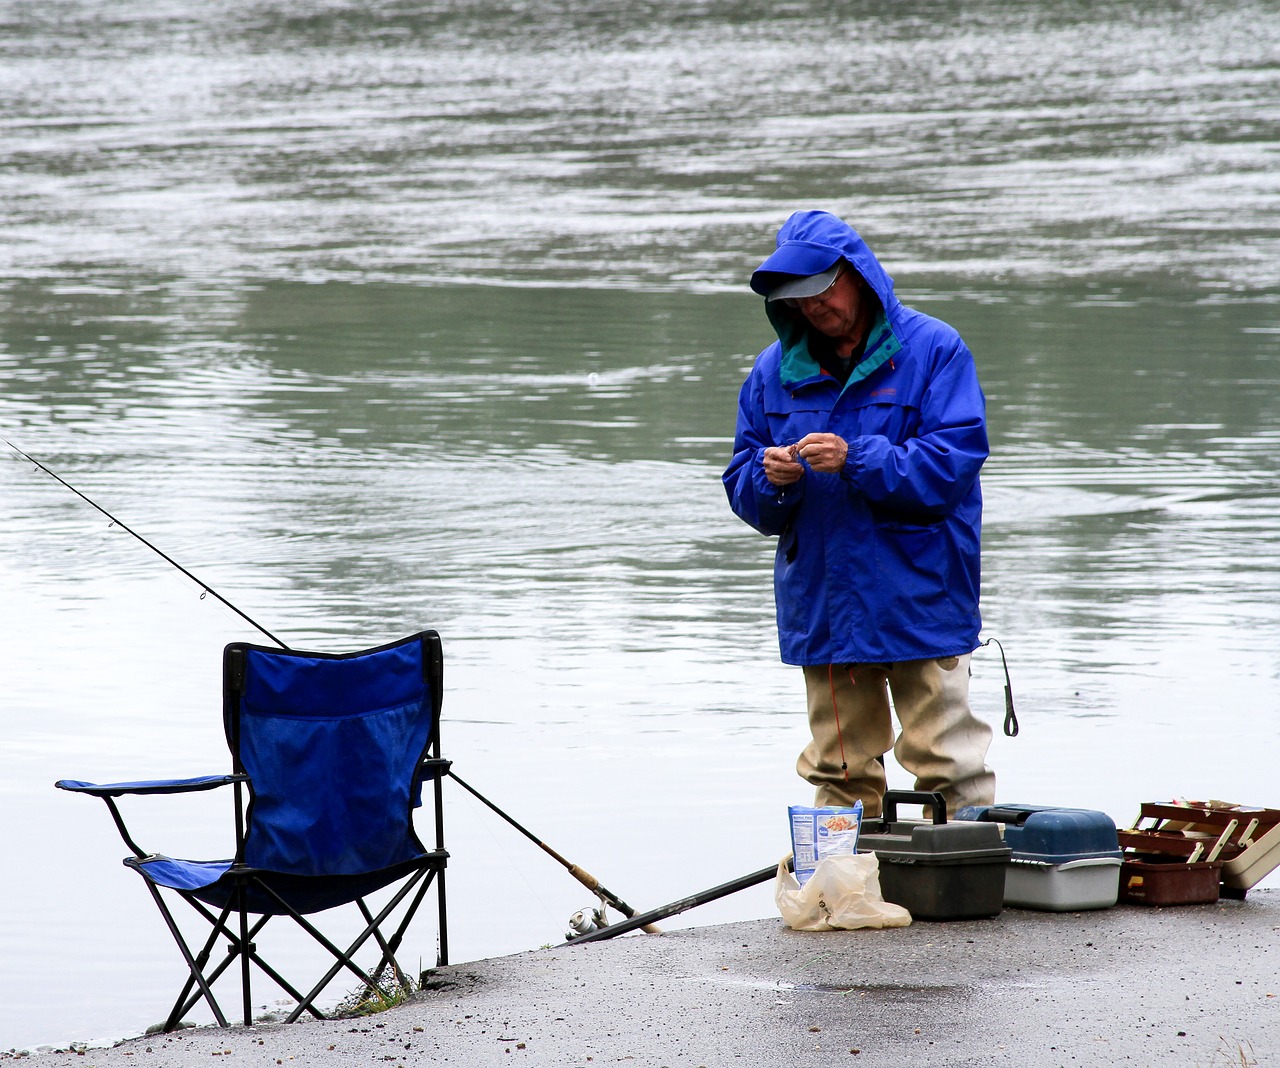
[781, 266, 844, 309]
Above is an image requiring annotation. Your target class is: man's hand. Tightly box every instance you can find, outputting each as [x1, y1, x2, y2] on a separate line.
[794, 432, 849, 473]
[762, 445, 805, 486]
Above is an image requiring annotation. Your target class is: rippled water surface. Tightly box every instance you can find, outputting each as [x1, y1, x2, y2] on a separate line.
[2, 0, 1278, 1051]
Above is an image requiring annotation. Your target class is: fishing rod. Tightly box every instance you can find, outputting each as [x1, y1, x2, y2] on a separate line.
[568, 857, 792, 944]
[6, 436, 658, 932]
[3, 436, 289, 649]
[449, 770, 659, 933]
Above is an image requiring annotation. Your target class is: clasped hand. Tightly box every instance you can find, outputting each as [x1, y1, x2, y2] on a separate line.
[763, 433, 849, 486]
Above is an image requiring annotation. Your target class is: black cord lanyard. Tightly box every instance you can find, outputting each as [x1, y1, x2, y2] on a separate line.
[980, 637, 1019, 737]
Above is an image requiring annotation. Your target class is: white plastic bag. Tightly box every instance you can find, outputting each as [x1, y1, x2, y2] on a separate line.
[775, 853, 912, 931]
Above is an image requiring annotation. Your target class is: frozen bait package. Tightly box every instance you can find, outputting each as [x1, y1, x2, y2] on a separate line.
[789, 802, 864, 886]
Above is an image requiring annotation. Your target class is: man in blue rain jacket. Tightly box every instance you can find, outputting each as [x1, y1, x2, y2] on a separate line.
[724, 210, 995, 817]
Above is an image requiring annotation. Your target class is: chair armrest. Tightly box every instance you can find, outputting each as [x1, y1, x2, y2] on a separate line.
[56, 774, 246, 798]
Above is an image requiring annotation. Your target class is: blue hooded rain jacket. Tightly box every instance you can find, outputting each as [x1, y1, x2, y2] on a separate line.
[723, 211, 987, 666]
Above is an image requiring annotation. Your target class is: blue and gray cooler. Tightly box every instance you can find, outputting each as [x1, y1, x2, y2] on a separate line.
[956, 804, 1123, 911]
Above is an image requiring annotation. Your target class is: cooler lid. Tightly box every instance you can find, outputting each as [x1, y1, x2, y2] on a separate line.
[956, 803, 1121, 862]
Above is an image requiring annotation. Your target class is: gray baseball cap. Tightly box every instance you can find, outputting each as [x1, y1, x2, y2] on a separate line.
[764, 263, 842, 302]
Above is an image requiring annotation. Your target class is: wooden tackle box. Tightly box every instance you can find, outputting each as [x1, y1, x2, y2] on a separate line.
[1128, 801, 1280, 898]
[1118, 801, 1280, 904]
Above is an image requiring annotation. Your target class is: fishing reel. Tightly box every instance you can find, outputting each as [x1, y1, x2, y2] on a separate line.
[564, 895, 610, 941]
[564, 905, 607, 940]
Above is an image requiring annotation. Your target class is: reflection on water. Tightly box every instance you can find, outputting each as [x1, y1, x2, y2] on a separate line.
[2, 0, 1279, 1052]
[3, 1, 1278, 290]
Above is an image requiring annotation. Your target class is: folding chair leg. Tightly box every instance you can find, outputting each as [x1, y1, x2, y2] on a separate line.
[168, 913, 268, 1028]
[433, 771, 449, 967]
[174, 938, 323, 1026]
[238, 888, 253, 1026]
[357, 899, 410, 992]
[155, 891, 324, 1030]
[142, 881, 231, 1030]
[268, 869, 434, 1024]
[357, 870, 437, 992]
[436, 868, 448, 967]
[164, 912, 237, 1031]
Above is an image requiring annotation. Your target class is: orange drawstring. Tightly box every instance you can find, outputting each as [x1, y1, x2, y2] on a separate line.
[828, 664, 849, 780]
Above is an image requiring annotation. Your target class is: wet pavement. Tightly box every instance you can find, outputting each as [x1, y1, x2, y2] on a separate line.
[23, 890, 1280, 1067]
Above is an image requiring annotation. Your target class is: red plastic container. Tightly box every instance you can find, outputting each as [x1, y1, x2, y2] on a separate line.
[1118, 855, 1223, 906]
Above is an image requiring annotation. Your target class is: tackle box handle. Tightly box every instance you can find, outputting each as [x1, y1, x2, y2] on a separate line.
[881, 790, 947, 825]
[974, 806, 1033, 826]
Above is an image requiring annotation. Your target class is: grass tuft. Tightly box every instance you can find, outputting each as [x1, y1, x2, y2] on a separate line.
[333, 966, 417, 1019]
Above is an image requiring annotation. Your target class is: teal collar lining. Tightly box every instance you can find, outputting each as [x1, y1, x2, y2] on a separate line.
[777, 308, 902, 393]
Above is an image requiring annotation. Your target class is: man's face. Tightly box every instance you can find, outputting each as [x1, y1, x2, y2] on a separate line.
[791, 267, 865, 340]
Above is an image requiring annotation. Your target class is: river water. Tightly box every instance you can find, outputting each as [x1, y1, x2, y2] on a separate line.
[2, 0, 1278, 1051]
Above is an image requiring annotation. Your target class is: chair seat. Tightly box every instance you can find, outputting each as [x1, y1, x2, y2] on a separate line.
[129, 851, 448, 915]
[129, 856, 234, 892]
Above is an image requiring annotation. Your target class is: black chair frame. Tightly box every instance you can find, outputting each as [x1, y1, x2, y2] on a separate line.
[59, 632, 450, 1030]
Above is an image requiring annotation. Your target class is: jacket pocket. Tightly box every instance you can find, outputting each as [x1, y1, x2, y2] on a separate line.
[765, 389, 835, 447]
[875, 517, 942, 537]
[843, 395, 920, 444]
[873, 518, 949, 613]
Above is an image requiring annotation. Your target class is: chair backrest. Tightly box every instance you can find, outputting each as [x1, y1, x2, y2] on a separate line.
[223, 632, 442, 877]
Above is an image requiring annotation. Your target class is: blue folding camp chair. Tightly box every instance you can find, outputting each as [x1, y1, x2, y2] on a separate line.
[56, 631, 449, 1030]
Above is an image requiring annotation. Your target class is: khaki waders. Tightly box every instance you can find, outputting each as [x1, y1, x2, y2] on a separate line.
[798, 655, 995, 818]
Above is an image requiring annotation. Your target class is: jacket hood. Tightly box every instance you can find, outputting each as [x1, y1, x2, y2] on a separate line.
[752, 211, 903, 390]
[751, 210, 898, 309]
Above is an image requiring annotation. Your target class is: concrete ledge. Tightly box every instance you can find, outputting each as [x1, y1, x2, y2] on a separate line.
[26, 890, 1280, 1067]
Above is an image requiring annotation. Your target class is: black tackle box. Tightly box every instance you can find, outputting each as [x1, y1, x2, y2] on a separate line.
[858, 790, 1010, 920]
